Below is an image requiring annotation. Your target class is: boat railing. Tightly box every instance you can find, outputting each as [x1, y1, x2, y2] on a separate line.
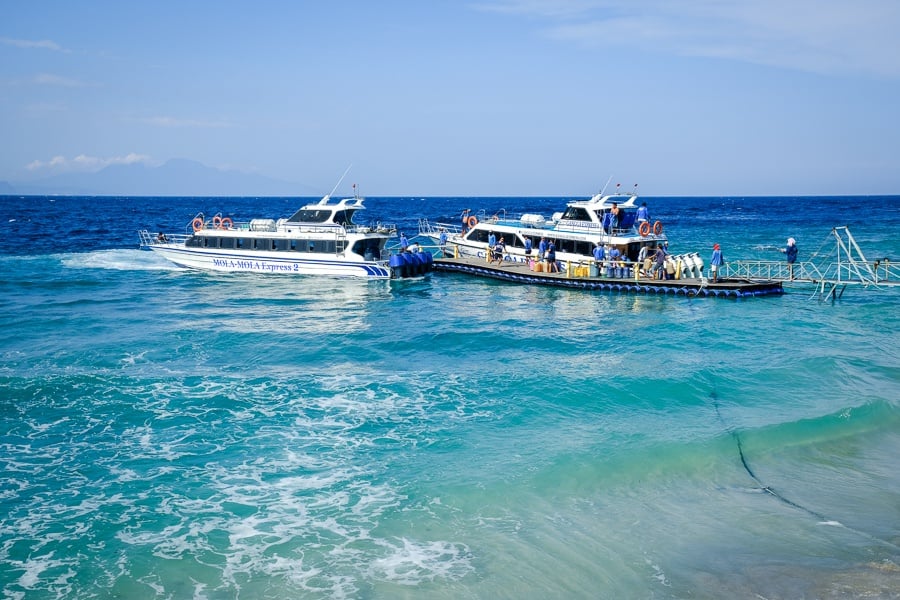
[183, 213, 395, 236]
[138, 230, 190, 247]
[363, 221, 397, 235]
[385, 234, 447, 258]
[418, 218, 462, 236]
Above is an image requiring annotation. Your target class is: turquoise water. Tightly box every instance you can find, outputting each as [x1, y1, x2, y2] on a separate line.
[1, 196, 899, 598]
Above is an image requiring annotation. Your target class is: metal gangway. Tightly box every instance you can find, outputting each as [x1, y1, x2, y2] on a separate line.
[724, 226, 899, 300]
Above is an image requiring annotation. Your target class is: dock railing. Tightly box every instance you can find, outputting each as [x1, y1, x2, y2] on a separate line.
[723, 226, 899, 299]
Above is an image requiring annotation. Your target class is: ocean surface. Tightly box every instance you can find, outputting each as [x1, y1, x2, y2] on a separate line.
[1, 194, 899, 599]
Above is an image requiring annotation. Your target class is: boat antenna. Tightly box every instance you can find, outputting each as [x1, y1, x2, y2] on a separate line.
[599, 175, 613, 195]
[321, 164, 353, 204]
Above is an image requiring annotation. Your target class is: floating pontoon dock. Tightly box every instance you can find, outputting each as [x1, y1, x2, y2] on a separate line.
[433, 257, 783, 298]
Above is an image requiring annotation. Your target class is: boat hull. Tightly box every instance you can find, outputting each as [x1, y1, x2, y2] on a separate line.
[149, 245, 392, 279]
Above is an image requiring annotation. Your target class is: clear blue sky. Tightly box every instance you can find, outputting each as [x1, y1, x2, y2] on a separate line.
[3, 0, 899, 196]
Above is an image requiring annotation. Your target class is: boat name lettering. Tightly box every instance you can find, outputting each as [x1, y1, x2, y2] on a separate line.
[212, 258, 298, 272]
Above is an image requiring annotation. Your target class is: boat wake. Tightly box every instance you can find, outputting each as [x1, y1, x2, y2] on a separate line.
[59, 249, 182, 272]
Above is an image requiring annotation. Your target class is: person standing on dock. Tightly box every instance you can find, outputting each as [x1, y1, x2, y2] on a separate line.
[491, 237, 506, 265]
[439, 228, 448, 255]
[546, 241, 558, 272]
[538, 237, 548, 260]
[710, 243, 724, 282]
[593, 242, 605, 266]
[780, 238, 798, 279]
[637, 244, 650, 276]
[524, 237, 533, 258]
[652, 244, 667, 279]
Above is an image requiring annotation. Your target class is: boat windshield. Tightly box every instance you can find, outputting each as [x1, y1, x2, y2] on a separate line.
[286, 208, 357, 224]
[560, 206, 592, 222]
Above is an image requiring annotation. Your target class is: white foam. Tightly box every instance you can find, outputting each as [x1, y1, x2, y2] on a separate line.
[59, 248, 181, 271]
[644, 556, 671, 586]
[14, 554, 75, 590]
[369, 538, 474, 585]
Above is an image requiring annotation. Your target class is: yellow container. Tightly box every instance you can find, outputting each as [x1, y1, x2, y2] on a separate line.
[534, 262, 544, 273]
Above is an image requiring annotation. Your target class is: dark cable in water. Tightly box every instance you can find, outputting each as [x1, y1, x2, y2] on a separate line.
[710, 390, 900, 552]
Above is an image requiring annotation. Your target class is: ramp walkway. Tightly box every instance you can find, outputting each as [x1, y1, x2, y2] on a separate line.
[723, 226, 899, 299]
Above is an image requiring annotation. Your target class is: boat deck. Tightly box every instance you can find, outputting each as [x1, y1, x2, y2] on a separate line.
[433, 257, 783, 298]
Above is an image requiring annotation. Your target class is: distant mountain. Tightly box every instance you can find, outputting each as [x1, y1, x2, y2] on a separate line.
[8, 159, 319, 196]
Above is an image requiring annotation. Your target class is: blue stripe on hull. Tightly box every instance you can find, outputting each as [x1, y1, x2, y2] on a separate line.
[152, 247, 391, 279]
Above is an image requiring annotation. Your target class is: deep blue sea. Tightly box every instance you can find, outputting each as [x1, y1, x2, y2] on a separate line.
[2, 194, 899, 599]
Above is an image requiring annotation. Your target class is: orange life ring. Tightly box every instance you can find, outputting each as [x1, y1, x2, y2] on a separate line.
[653, 221, 663, 235]
[467, 215, 478, 229]
[192, 217, 204, 232]
[220, 217, 233, 230]
[212, 215, 223, 229]
[639, 221, 651, 237]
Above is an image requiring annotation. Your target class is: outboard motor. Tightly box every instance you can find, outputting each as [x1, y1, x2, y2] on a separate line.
[389, 253, 407, 278]
[684, 254, 697, 278]
[691, 252, 705, 277]
[420, 250, 434, 273]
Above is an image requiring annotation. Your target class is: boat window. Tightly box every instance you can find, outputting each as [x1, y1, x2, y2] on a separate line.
[561, 207, 591, 221]
[352, 239, 381, 259]
[186, 236, 202, 248]
[305, 240, 329, 253]
[333, 210, 355, 226]
[466, 229, 491, 243]
[204, 237, 219, 249]
[273, 239, 288, 251]
[236, 238, 244, 249]
[286, 209, 332, 223]
[221, 237, 235, 249]
[625, 243, 643, 261]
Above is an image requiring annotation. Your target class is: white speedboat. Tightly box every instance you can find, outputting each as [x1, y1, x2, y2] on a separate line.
[139, 188, 429, 279]
[420, 186, 672, 270]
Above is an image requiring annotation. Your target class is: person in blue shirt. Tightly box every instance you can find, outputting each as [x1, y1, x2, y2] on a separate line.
[399, 233, 409, 252]
[545, 241, 558, 272]
[538, 237, 548, 259]
[710, 243, 724, 282]
[488, 231, 496, 247]
[524, 237, 533, 258]
[607, 245, 622, 277]
[780, 237, 798, 279]
[592, 242, 604, 263]
[636, 201, 650, 224]
[438, 228, 448, 254]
